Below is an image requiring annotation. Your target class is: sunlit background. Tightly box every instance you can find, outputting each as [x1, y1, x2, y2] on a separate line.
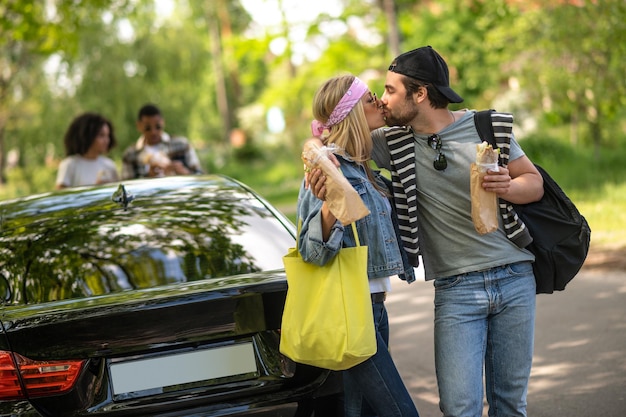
[1, 0, 625, 249]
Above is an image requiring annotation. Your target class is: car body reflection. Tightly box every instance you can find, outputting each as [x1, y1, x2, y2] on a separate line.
[0, 175, 342, 417]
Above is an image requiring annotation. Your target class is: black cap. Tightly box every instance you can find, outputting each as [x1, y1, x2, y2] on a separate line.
[388, 46, 463, 103]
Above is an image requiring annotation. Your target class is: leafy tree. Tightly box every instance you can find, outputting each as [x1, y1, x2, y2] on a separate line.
[502, 0, 626, 151]
[386, 0, 521, 108]
[0, 0, 132, 183]
[367, 0, 624, 151]
[1, 0, 624, 199]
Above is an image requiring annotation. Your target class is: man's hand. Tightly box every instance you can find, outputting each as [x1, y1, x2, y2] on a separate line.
[483, 155, 544, 204]
[148, 160, 190, 177]
[482, 167, 511, 196]
[170, 160, 190, 175]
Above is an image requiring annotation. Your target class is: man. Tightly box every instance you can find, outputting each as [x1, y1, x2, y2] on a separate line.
[122, 104, 203, 179]
[378, 46, 544, 417]
[307, 46, 544, 417]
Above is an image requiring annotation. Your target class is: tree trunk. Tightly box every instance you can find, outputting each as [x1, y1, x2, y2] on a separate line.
[381, 0, 401, 57]
[217, 0, 241, 106]
[278, 0, 296, 78]
[207, 0, 231, 143]
[0, 126, 5, 184]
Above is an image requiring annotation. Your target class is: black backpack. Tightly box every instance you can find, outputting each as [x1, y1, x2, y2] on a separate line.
[474, 110, 591, 294]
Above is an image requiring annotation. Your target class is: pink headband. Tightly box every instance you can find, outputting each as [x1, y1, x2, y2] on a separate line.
[311, 77, 369, 137]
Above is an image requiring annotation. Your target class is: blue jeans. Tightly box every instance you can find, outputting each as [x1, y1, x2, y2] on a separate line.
[343, 301, 419, 417]
[433, 262, 536, 417]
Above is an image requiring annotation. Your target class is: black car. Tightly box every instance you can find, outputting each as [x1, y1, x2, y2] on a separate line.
[0, 175, 342, 416]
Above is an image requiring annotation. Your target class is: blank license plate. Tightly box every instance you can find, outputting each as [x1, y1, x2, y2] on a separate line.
[109, 342, 257, 395]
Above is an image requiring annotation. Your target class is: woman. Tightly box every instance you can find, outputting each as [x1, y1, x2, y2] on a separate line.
[56, 112, 119, 189]
[297, 74, 420, 417]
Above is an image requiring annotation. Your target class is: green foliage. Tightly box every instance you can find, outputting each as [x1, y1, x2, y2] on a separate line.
[2, 166, 58, 199]
[515, 132, 626, 246]
[518, 136, 579, 169]
[519, 132, 626, 195]
[392, 0, 521, 108]
[503, 0, 626, 145]
[232, 141, 265, 163]
[216, 145, 303, 214]
[0, 0, 128, 56]
[1, 0, 625, 248]
[575, 183, 626, 246]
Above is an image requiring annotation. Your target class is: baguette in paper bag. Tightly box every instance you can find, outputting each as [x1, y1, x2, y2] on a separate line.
[471, 142, 500, 234]
[302, 142, 370, 225]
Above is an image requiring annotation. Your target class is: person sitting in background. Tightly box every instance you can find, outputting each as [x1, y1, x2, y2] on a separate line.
[55, 112, 119, 189]
[121, 103, 203, 179]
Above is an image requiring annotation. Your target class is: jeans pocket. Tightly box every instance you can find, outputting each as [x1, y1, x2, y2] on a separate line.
[433, 275, 464, 290]
[505, 261, 533, 276]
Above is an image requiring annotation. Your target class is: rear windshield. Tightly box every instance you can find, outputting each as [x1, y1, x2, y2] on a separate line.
[0, 189, 294, 305]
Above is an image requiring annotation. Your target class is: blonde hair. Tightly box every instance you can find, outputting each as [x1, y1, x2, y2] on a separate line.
[312, 74, 384, 193]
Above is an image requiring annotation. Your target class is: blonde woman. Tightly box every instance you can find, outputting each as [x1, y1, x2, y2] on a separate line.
[297, 74, 420, 417]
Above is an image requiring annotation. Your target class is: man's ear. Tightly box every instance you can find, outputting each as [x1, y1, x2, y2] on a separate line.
[415, 85, 428, 104]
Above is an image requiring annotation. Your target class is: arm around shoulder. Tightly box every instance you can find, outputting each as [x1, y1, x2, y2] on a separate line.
[370, 128, 391, 171]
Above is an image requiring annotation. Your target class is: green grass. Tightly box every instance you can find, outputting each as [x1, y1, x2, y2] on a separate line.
[520, 135, 626, 249]
[574, 183, 626, 247]
[217, 147, 302, 220]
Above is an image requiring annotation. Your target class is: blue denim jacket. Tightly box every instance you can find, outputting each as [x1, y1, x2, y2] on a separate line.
[297, 155, 416, 283]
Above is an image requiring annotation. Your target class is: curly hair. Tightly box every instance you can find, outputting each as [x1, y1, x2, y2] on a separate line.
[63, 112, 116, 156]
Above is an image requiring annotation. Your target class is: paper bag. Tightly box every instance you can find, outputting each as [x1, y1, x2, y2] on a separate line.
[302, 142, 370, 225]
[471, 163, 499, 234]
[470, 142, 500, 234]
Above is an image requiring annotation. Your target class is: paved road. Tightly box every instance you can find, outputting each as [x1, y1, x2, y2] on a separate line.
[385, 266, 626, 417]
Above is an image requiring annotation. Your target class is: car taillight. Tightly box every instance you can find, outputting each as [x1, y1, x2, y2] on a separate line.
[0, 351, 85, 400]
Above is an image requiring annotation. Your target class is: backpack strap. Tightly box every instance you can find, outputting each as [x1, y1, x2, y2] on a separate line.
[474, 109, 502, 166]
[473, 109, 533, 249]
[474, 109, 496, 146]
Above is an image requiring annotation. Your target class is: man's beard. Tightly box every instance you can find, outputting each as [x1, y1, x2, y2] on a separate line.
[384, 99, 418, 127]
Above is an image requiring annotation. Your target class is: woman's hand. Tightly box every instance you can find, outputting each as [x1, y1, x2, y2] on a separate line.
[307, 168, 327, 200]
[302, 137, 339, 194]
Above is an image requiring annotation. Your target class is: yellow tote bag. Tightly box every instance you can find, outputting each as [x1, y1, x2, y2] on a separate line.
[279, 222, 376, 371]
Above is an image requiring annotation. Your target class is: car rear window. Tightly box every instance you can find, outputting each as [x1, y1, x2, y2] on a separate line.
[0, 187, 294, 305]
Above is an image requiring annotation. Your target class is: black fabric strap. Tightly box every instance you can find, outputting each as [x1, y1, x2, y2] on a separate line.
[475, 109, 495, 145]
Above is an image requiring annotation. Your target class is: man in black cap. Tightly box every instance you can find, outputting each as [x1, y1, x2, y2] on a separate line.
[387, 45, 464, 104]
[369, 46, 544, 417]
[304, 46, 544, 417]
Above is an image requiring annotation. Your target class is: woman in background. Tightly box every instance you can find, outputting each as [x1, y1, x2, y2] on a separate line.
[56, 112, 119, 189]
